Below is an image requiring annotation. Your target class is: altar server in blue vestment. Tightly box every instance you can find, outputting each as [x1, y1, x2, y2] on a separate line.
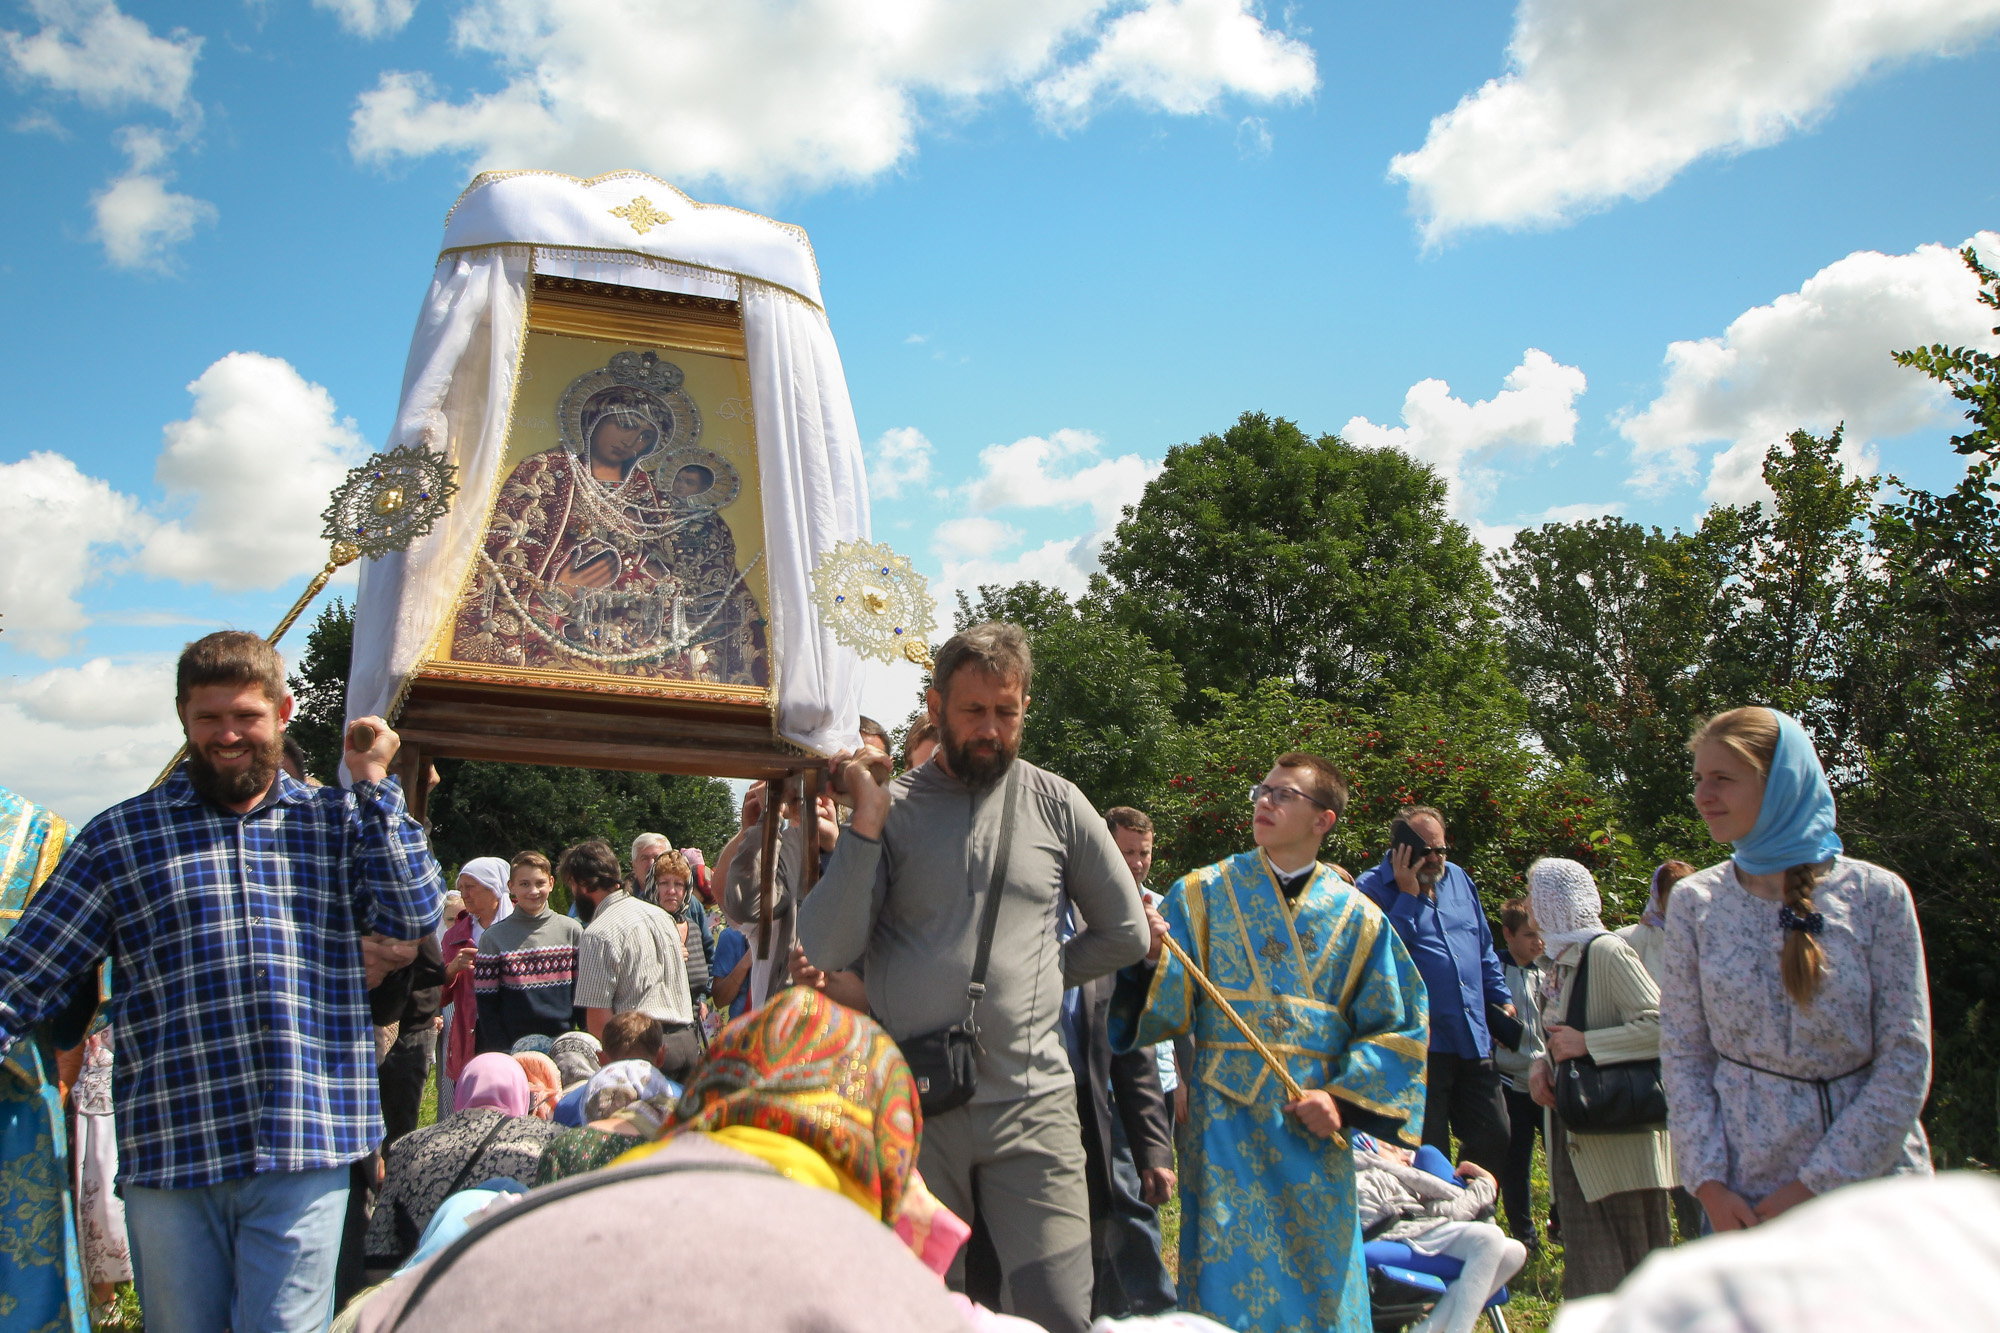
[1111, 751, 1428, 1333]
[0, 785, 90, 1333]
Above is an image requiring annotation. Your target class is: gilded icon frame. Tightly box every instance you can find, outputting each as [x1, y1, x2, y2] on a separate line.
[417, 275, 774, 711]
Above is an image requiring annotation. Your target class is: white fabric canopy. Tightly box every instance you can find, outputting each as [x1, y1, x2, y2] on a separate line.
[347, 171, 869, 758]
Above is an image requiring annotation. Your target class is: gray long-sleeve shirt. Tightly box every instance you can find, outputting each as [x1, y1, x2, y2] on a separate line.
[796, 758, 1149, 1104]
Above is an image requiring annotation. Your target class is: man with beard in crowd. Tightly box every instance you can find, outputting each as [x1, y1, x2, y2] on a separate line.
[799, 622, 1149, 1333]
[0, 631, 442, 1332]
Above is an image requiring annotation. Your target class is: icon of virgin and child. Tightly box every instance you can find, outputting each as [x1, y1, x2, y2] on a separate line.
[450, 349, 769, 687]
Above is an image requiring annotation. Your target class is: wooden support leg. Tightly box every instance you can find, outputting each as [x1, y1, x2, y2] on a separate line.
[756, 783, 781, 960]
[800, 766, 822, 900]
[396, 742, 431, 830]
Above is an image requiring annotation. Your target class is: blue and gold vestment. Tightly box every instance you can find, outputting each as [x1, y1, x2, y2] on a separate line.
[1111, 849, 1428, 1333]
[0, 785, 88, 1333]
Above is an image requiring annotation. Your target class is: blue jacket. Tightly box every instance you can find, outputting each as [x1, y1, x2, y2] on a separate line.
[1354, 853, 1510, 1059]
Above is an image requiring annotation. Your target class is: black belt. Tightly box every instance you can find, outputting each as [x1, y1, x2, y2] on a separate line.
[1718, 1053, 1872, 1129]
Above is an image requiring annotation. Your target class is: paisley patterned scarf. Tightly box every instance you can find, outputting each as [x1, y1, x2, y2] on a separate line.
[616, 988, 920, 1222]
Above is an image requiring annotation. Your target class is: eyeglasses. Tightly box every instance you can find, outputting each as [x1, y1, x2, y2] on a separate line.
[1249, 783, 1331, 811]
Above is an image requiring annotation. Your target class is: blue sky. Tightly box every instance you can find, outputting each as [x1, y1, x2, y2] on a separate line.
[3, 0, 1997, 819]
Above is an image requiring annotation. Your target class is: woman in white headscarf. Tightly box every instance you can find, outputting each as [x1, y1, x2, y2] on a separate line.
[1526, 857, 1675, 1299]
[438, 857, 514, 1115]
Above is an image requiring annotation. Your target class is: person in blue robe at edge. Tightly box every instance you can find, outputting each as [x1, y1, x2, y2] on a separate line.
[0, 784, 93, 1333]
[1111, 751, 1429, 1333]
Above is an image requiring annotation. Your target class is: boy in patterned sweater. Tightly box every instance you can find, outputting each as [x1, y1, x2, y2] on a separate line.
[474, 851, 582, 1051]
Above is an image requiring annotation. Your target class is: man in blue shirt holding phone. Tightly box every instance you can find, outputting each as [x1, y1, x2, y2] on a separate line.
[1355, 804, 1515, 1174]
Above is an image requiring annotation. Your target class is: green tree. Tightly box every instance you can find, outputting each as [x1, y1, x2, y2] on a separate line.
[286, 598, 355, 782]
[952, 581, 1185, 813]
[1719, 428, 1878, 730]
[1100, 412, 1513, 720]
[284, 599, 739, 893]
[1148, 681, 1643, 918]
[425, 760, 736, 890]
[1493, 518, 1735, 842]
[1829, 245, 2000, 1166]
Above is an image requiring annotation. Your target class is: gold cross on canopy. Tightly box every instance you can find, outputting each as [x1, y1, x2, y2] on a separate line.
[610, 195, 674, 235]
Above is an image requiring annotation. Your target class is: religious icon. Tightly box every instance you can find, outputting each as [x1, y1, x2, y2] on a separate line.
[438, 299, 770, 697]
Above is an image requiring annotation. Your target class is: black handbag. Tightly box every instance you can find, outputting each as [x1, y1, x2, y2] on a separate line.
[901, 768, 1019, 1117]
[1553, 936, 1668, 1135]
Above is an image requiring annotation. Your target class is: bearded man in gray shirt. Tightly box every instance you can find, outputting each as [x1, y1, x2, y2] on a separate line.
[799, 622, 1149, 1333]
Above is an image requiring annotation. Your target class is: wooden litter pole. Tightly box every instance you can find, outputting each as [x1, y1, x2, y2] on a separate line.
[799, 766, 822, 900]
[1157, 931, 1346, 1148]
[755, 782, 782, 960]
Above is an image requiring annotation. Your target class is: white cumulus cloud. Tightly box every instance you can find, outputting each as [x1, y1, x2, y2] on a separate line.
[868, 426, 936, 501]
[932, 516, 1022, 560]
[1, 353, 361, 666]
[1620, 233, 2000, 504]
[138, 353, 369, 590]
[8, 655, 176, 727]
[315, 0, 419, 39]
[1, 0, 200, 116]
[349, 0, 1315, 198]
[2, 2, 215, 269]
[1341, 348, 1587, 520]
[91, 126, 215, 270]
[1390, 0, 2000, 244]
[0, 452, 149, 657]
[929, 426, 1164, 603]
[966, 428, 1158, 530]
[1033, 0, 1315, 124]
[0, 658, 185, 821]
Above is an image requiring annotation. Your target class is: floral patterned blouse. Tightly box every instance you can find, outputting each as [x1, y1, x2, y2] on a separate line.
[1660, 857, 1932, 1202]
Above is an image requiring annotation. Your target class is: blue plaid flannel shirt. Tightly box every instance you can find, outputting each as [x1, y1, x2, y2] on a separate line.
[0, 768, 442, 1189]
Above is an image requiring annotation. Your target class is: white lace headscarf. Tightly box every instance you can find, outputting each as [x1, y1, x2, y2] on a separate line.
[1527, 857, 1609, 967]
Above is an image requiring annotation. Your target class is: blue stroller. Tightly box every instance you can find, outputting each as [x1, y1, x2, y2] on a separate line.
[1362, 1141, 1514, 1333]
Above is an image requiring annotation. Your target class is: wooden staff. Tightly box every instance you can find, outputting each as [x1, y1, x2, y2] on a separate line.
[1157, 930, 1347, 1148]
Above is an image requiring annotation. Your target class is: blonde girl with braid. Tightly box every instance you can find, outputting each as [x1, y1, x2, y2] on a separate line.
[1661, 707, 1934, 1235]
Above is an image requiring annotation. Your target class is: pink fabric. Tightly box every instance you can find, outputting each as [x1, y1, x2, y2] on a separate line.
[441, 911, 480, 1080]
[455, 1052, 530, 1115]
[894, 1171, 971, 1278]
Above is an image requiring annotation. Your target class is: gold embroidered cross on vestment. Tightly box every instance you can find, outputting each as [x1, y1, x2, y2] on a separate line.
[610, 196, 674, 235]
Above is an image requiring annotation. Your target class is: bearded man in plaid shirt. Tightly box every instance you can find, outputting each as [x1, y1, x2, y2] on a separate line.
[0, 631, 443, 1332]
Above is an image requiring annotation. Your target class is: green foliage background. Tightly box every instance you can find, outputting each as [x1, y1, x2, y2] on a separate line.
[964, 248, 2000, 1168]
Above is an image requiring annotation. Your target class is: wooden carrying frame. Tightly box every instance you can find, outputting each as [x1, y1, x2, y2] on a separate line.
[393, 274, 826, 948]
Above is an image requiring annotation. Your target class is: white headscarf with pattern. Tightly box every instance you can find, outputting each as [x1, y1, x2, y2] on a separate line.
[1527, 857, 1608, 966]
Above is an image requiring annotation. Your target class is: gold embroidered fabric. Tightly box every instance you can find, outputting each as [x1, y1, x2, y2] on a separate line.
[1110, 849, 1430, 1333]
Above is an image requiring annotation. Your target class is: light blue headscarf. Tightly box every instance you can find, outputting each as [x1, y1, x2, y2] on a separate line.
[1731, 709, 1843, 875]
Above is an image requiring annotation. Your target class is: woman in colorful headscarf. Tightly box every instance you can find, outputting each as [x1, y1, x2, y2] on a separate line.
[1525, 857, 1674, 1298]
[1665, 707, 1932, 1235]
[365, 1053, 559, 1268]
[1616, 860, 1696, 984]
[513, 1050, 564, 1121]
[605, 986, 919, 1221]
[535, 1061, 683, 1183]
[438, 857, 513, 1112]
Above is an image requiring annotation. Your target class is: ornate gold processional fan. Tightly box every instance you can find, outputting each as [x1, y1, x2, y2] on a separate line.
[150, 445, 460, 786]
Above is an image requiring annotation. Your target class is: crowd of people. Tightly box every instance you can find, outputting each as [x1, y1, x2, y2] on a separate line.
[0, 623, 1948, 1333]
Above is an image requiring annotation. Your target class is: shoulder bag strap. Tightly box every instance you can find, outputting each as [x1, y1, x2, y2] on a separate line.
[1564, 936, 1594, 1032]
[440, 1109, 514, 1203]
[963, 766, 1022, 1028]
